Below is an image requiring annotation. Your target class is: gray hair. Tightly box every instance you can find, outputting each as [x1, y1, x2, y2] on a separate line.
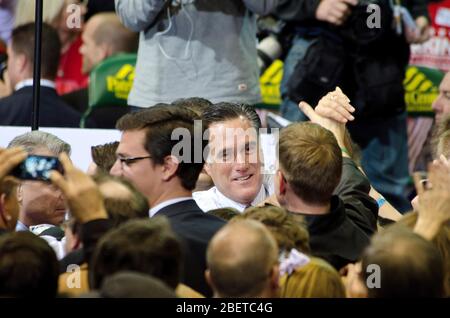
[7, 131, 71, 156]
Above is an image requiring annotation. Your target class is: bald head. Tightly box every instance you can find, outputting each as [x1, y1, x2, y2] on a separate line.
[206, 220, 279, 298]
[94, 175, 149, 227]
[80, 13, 138, 74]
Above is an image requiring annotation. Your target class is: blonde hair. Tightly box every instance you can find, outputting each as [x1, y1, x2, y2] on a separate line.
[279, 257, 346, 298]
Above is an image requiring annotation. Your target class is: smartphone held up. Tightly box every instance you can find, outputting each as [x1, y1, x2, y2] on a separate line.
[11, 155, 63, 182]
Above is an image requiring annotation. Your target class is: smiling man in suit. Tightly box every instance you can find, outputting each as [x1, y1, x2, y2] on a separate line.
[0, 22, 82, 128]
[110, 103, 225, 296]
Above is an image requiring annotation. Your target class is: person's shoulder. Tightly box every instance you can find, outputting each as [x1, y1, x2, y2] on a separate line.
[192, 187, 218, 212]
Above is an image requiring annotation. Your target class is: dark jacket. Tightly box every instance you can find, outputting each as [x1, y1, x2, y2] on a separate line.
[154, 199, 226, 297]
[294, 158, 378, 270]
[273, 0, 429, 118]
[0, 86, 82, 128]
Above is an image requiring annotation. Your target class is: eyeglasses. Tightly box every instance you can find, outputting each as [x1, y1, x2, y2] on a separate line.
[117, 155, 152, 167]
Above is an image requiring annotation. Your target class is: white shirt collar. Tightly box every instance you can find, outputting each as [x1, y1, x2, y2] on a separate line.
[15, 78, 56, 91]
[149, 197, 193, 217]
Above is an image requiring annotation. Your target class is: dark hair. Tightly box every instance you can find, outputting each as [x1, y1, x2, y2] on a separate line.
[0, 231, 59, 297]
[94, 174, 149, 226]
[279, 122, 342, 205]
[207, 207, 240, 221]
[172, 97, 212, 116]
[90, 217, 182, 289]
[361, 227, 444, 298]
[116, 104, 206, 190]
[91, 141, 120, 174]
[11, 22, 61, 79]
[203, 102, 261, 130]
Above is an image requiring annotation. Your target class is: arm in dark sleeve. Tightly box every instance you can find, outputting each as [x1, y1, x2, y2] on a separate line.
[80, 218, 113, 265]
[334, 157, 379, 236]
[243, 0, 281, 16]
[272, 0, 321, 23]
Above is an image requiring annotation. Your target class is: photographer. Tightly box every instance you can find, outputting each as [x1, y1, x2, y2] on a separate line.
[273, 0, 430, 213]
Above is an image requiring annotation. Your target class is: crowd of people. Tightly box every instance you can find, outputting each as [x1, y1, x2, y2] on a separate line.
[0, 0, 448, 298]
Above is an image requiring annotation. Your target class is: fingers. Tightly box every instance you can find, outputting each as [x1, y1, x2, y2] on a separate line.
[299, 101, 319, 122]
[49, 170, 70, 196]
[58, 152, 73, 175]
[0, 147, 27, 179]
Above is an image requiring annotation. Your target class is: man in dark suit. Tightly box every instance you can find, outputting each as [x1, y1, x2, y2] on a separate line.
[110, 104, 225, 296]
[0, 23, 82, 128]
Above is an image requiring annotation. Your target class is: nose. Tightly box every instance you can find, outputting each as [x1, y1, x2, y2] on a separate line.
[110, 159, 122, 176]
[432, 95, 442, 113]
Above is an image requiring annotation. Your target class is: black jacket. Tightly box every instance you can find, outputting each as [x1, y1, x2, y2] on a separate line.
[0, 86, 82, 128]
[294, 158, 378, 270]
[154, 199, 226, 297]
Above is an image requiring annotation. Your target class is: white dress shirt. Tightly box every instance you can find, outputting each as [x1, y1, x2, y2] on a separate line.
[193, 174, 274, 213]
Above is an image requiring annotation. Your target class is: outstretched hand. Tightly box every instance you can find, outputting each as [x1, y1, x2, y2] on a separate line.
[50, 153, 107, 224]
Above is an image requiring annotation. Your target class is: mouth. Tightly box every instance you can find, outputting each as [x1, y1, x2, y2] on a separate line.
[233, 174, 253, 182]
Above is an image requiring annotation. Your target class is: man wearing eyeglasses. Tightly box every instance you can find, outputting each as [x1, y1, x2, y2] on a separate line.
[109, 104, 225, 297]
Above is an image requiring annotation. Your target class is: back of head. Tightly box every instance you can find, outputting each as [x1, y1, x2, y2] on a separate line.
[99, 271, 177, 298]
[202, 102, 261, 130]
[116, 104, 206, 191]
[8, 131, 71, 156]
[361, 227, 444, 298]
[91, 141, 119, 174]
[237, 206, 310, 254]
[206, 220, 279, 297]
[11, 22, 61, 80]
[172, 97, 212, 116]
[90, 13, 138, 55]
[206, 207, 240, 221]
[94, 174, 149, 226]
[0, 231, 59, 297]
[394, 212, 450, 297]
[90, 217, 182, 290]
[279, 257, 345, 298]
[279, 122, 342, 205]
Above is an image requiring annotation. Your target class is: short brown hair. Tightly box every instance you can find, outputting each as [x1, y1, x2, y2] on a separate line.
[11, 22, 61, 79]
[90, 217, 182, 290]
[394, 212, 450, 297]
[91, 141, 119, 174]
[235, 205, 310, 254]
[361, 227, 444, 298]
[116, 104, 206, 191]
[279, 122, 342, 205]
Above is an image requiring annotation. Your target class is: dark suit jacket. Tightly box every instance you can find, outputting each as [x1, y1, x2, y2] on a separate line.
[154, 199, 225, 297]
[0, 86, 82, 127]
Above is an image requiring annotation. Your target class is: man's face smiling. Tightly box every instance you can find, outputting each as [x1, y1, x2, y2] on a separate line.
[205, 117, 263, 205]
[433, 72, 450, 122]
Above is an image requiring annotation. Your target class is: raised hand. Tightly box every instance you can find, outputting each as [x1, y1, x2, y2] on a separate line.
[0, 147, 27, 183]
[50, 152, 107, 224]
[315, 0, 358, 26]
